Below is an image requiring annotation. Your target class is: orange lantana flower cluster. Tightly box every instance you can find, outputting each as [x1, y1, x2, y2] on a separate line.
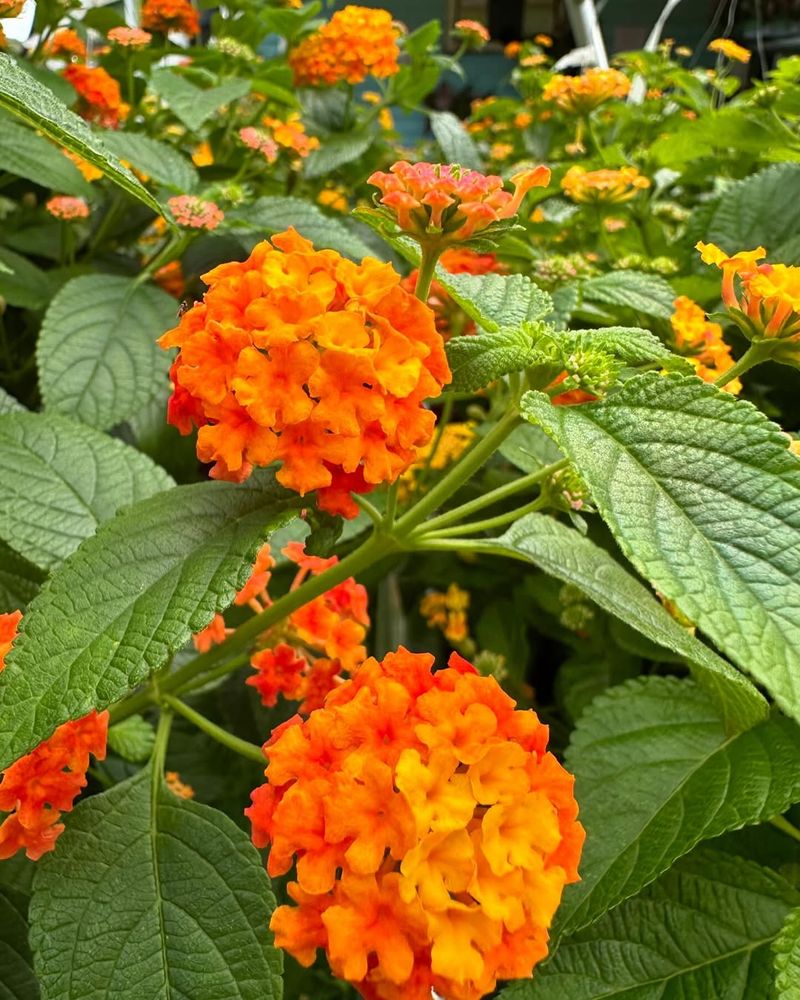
[62, 64, 128, 128]
[159, 229, 450, 517]
[239, 127, 279, 162]
[0, 612, 108, 861]
[262, 113, 320, 159]
[141, 0, 200, 35]
[45, 28, 86, 60]
[46, 196, 90, 220]
[368, 161, 550, 245]
[290, 5, 401, 87]
[249, 648, 584, 1000]
[542, 68, 631, 114]
[708, 37, 751, 63]
[167, 194, 224, 230]
[697, 242, 800, 343]
[420, 584, 470, 643]
[561, 165, 650, 204]
[108, 26, 152, 48]
[453, 19, 490, 48]
[670, 295, 740, 392]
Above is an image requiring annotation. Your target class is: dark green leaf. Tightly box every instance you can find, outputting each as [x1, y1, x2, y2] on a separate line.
[0, 888, 38, 1000]
[0, 115, 91, 197]
[775, 906, 800, 999]
[706, 163, 800, 255]
[149, 70, 251, 132]
[99, 131, 198, 193]
[0, 247, 51, 311]
[580, 270, 675, 319]
[303, 131, 375, 178]
[429, 110, 483, 169]
[107, 715, 156, 763]
[0, 541, 45, 614]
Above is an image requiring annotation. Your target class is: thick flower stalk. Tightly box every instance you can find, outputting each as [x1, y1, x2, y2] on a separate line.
[141, 0, 200, 35]
[289, 5, 401, 87]
[248, 648, 583, 1000]
[0, 613, 108, 861]
[670, 295, 740, 392]
[561, 165, 650, 204]
[159, 228, 450, 516]
[542, 68, 631, 113]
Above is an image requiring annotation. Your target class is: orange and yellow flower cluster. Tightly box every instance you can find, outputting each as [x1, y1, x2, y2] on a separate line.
[0, 612, 108, 861]
[420, 584, 470, 643]
[453, 19, 489, 49]
[561, 165, 650, 204]
[46, 196, 90, 220]
[62, 64, 128, 128]
[697, 243, 800, 343]
[249, 647, 583, 1000]
[708, 37, 750, 63]
[398, 421, 475, 500]
[45, 28, 86, 60]
[108, 26, 152, 48]
[141, 0, 200, 35]
[160, 229, 450, 516]
[290, 5, 401, 87]
[670, 295, 740, 392]
[262, 112, 320, 159]
[167, 194, 224, 230]
[543, 68, 631, 114]
[368, 161, 550, 245]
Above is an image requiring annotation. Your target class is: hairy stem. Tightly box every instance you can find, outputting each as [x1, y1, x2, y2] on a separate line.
[162, 695, 265, 765]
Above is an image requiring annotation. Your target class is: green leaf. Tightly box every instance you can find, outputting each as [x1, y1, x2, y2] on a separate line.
[37, 275, 176, 431]
[0, 115, 91, 197]
[0, 387, 25, 414]
[446, 327, 538, 392]
[99, 131, 199, 193]
[438, 270, 553, 332]
[227, 195, 376, 261]
[775, 906, 800, 999]
[0, 541, 45, 614]
[303, 130, 375, 178]
[29, 764, 282, 1000]
[429, 110, 483, 169]
[499, 422, 563, 473]
[564, 326, 684, 367]
[107, 714, 155, 763]
[502, 849, 800, 999]
[0, 53, 163, 216]
[580, 270, 675, 319]
[523, 373, 800, 722]
[0, 888, 38, 1000]
[0, 247, 52, 311]
[553, 675, 800, 935]
[149, 69, 251, 132]
[0, 474, 300, 770]
[706, 163, 800, 255]
[485, 513, 767, 731]
[0, 411, 174, 571]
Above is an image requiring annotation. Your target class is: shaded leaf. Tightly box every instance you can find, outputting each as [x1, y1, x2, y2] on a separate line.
[0, 115, 91, 197]
[430, 110, 482, 169]
[580, 270, 675, 319]
[99, 131, 198, 193]
[149, 70, 251, 132]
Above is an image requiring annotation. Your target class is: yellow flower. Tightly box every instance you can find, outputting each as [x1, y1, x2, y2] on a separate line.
[708, 37, 751, 63]
[191, 141, 214, 166]
[561, 165, 650, 204]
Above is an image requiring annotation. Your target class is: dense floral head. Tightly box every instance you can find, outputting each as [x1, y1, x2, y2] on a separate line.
[159, 228, 450, 516]
[167, 195, 224, 230]
[239, 127, 279, 162]
[108, 26, 152, 47]
[290, 5, 401, 87]
[44, 28, 86, 60]
[141, 0, 200, 34]
[0, 612, 108, 861]
[453, 19, 489, 49]
[670, 295, 740, 392]
[248, 647, 583, 999]
[262, 112, 320, 159]
[367, 161, 550, 248]
[542, 68, 631, 114]
[561, 165, 650, 204]
[46, 195, 90, 220]
[61, 65, 128, 128]
[697, 242, 800, 344]
[708, 37, 750, 63]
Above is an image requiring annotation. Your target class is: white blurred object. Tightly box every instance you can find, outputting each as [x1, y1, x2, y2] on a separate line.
[563, 0, 609, 69]
[1, 0, 35, 42]
[553, 44, 598, 71]
[629, 0, 688, 103]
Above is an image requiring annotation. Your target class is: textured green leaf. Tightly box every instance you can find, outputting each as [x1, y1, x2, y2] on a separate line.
[580, 270, 675, 319]
[438, 270, 553, 332]
[0, 53, 162, 216]
[227, 196, 376, 261]
[37, 275, 176, 430]
[563, 327, 685, 367]
[0, 888, 38, 1000]
[555, 676, 800, 935]
[303, 130, 375, 178]
[775, 906, 800, 999]
[502, 850, 800, 999]
[0, 247, 51, 310]
[499, 422, 563, 473]
[706, 163, 800, 255]
[99, 131, 199, 193]
[523, 373, 800, 722]
[30, 765, 282, 1000]
[429, 110, 483, 169]
[446, 327, 537, 392]
[149, 69, 251, 132]
[107, 715, 156, 763]
[0, 115, 91, 197]
[0, 474, 300, 769]
[0, 387, 25, 413]
[0, 411, 174, 570]
[483, 514, 767, 730]
[0, 541, 44, 615]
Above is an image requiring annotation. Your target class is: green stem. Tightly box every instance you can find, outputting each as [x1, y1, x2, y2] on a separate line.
[770, 814, 800, 845]
[179, 653, 250, 698]
[353, 493, 383, 528]
[420, 495, 547, 539]
[394, 408, 522, 537]
[134, 231, 191, 289]
[714, 341, 774, 389]
[162, 695, 265, 765]
[151, 707, 173, 778]
[584, 115, 610, 163]
[411, 457, 568, 536]
[383, 482, 398, 528]
[414, 246, 441, 302]
[416, 392, 455, 493]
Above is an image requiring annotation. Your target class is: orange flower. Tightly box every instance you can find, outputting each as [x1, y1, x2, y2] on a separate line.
[561, 165, 650, 204]
[108, 26, 152, 47]
[670, 295, 740, 392]
[504, 41, 521, 59]
[165, 771, 195, 799]
[697, 242, 800, 342]
[153, 259, 185, 299]
[62, 64, 127, 128]
[542, 67, 630, 113]
[0, 612, 108, 861]
[159, 229, 450, 515]
[453, 19, 489, 48]
[167, 194, 224, 230]
[262, 113, 319, 158]
[368, 161, 550, 245]
[62, 149, 103, 181]
[46, 195, 90, 220]
[290, 5, 401, 87]
[45, 28, 86, 60]
[141, 0, 200, 35]
[249, 647, 584, 1000]
[239, 127, 279, 162]
[191, 141, 214, 167]
[535, 33, 553, 47]
[708, 37, 750, 63]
